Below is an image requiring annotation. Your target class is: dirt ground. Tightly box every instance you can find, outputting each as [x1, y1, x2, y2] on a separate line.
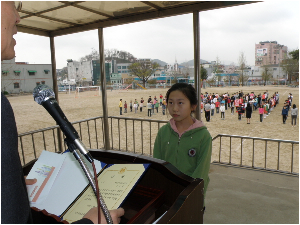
[6, 85, 299, 172]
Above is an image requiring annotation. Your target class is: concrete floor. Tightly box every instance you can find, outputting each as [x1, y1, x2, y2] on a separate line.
[204, 164, 299, 224]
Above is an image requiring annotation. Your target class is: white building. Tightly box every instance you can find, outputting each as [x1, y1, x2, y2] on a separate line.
[1, 59, 52, 94]
[67, 59, 93, 85]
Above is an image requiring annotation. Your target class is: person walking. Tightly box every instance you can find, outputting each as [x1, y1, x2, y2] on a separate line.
[291, 104, 298, 127]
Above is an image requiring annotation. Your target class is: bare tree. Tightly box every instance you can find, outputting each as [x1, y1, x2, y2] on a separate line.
[214, 56, 222, 85]
[181, 62, 190, 78]
[238, 52, 247, 86]
[80, 48, 99, 62]
[261, 66, 273, 86]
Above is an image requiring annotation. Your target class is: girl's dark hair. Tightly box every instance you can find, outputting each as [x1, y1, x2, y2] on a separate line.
[293, 104, 296, 109]
[166, 83, 197, 106]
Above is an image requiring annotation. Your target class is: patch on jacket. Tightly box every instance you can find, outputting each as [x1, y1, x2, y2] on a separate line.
[188, 148, 196, 157]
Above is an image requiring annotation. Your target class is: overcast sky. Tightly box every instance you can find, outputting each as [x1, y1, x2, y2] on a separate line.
[14, 1, 299, 69]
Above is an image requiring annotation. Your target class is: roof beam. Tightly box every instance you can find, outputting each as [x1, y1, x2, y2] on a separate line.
[51, 1, 256, 37]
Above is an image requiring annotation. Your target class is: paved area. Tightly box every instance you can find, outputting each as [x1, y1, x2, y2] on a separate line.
[204, 164, 299, 224]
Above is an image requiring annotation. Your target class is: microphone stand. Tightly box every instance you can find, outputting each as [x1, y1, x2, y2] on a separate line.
[65, 139, 113, 224]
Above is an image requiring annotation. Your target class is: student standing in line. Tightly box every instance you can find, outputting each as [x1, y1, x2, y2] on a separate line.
[259, 105, 264, 122]
[215, 100, 220, 113]
[119, 99, 123, 115]
[130, 100, 133, 112]
[124, 101, 127, 113]
[162, 98, 166, 115]
[147, 101, 152, 117]
[140, 97, 144, 112]
[133, 101, 137, 113]
[155, 100, 159, 113]
[210, 102, 215, 117]
[246, 103, 252, 124]
[153, 83, 212, 209]
[282, 106, 288, 124]
[220, 103, 225, 119]
[204, 101, 211, 122]
[291, 104, 298, 127]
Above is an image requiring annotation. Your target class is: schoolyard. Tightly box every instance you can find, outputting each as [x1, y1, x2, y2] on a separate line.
[7, 85, 299, 172]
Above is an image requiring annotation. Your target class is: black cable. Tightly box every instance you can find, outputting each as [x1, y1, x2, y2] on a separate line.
[92, 162, 101, 224]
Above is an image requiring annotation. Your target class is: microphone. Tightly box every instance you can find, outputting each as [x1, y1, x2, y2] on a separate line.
[33, 84, 94, 163]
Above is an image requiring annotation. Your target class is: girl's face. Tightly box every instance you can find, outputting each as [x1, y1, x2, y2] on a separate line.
[167, 90, 196, 123]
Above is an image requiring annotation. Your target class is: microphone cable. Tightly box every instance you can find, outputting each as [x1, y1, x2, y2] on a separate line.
[92, 162, 101, 224]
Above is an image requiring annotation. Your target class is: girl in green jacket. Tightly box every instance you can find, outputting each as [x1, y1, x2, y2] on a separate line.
[153, 83, 212, 205]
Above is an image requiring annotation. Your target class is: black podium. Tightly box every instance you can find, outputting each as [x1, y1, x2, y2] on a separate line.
[23, 149, 204, 224]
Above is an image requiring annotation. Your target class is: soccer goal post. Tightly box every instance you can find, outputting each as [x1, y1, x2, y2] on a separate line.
[75, 86, 101, 98]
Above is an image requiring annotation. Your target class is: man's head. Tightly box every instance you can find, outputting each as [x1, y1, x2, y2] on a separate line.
[1, 1, 21, 61]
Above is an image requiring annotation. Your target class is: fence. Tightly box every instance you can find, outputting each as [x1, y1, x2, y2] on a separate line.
[19, 117, 299, 176]
[212, 134, 299, 175]
[18, 116, 168, 166]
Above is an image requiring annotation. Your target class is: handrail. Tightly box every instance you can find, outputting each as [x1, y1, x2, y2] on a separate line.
[212, 134, 299, 176]
[18, 118, 299, 176]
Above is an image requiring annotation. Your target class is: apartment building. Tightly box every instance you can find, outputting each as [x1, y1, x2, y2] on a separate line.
[255, 41, 288, 66]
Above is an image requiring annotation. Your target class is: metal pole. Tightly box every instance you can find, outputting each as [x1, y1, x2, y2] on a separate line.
[193, 11, 201, 121]
[98, 28, 110, 150]
[50, 36, 63, 152]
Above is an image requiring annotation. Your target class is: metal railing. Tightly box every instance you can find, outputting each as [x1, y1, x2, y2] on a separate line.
[212, 134, 299, 176]
[18, 116, 168, 166]
[18, 118, 299, 176]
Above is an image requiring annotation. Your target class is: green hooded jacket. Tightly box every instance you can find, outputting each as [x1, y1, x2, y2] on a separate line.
[153, 119, 212, 200]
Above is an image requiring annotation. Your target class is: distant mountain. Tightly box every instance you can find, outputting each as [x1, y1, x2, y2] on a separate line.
[179, 59, 209, 67]
[152, 59, 168, 66]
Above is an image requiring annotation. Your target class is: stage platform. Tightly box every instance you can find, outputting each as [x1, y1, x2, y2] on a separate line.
[204, 164, 299, 224]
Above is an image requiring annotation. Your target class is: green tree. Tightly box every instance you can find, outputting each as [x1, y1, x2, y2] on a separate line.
[200, 65, 208, 80]
[282, 49, 299, 83]
[289, 49, 299, 61]
[128, 61, 159, 87]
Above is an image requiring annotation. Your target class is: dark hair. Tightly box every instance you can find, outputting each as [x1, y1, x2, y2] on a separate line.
[166, 83, 197, 106]
[293, 104, 296, 109]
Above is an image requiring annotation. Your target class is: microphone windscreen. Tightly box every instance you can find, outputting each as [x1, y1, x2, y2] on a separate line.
[33, 84, 55, 105]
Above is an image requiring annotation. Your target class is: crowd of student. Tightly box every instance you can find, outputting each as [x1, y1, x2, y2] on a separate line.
[200, 90, 297, 125]
[118, 94, 168, 117]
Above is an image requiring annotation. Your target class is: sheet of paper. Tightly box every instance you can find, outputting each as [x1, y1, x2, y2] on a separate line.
[62, 164, 147, 223]
[26, 150, 66, 205]
[36, 151, 104, 216]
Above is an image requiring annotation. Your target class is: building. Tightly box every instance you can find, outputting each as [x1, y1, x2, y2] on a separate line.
[67, 59, 93, 86]
[92, 60, 113, 85]
[1, 59, 52, 94]
[255, 41, 288, 66]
